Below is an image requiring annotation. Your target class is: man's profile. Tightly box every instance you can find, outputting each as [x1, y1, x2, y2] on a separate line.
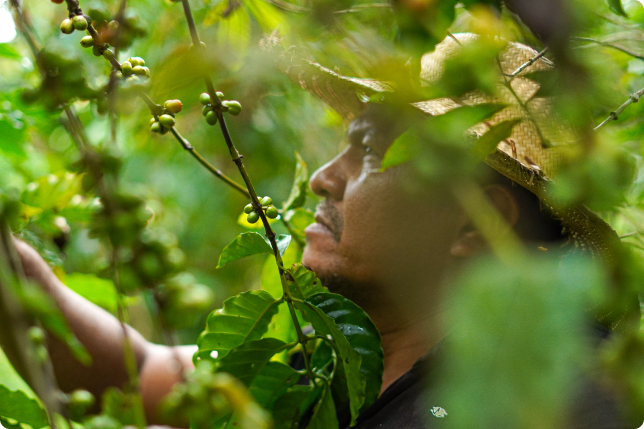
[3, 32, 638, 429]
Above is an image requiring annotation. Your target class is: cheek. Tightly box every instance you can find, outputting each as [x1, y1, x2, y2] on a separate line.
[340, 171, 462, 282]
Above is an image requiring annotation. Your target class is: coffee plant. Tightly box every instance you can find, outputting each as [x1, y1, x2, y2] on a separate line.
[4, 0, 644, 428]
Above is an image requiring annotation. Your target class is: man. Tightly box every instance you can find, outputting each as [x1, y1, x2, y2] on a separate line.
[6, 33, 637, 428]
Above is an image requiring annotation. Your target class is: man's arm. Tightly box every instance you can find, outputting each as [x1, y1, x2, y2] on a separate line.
[10, 239, 194, 425]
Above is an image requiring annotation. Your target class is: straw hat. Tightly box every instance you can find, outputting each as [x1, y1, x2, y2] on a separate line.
[268, 32, 622, 266]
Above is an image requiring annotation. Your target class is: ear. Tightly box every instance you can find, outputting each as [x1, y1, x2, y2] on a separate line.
[450, 184, 520, 258]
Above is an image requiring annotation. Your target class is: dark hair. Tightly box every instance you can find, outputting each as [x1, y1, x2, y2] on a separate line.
[481, 166, 567, 243]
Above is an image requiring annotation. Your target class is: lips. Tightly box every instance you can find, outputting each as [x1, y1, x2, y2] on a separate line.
[304, 213, 337, 241]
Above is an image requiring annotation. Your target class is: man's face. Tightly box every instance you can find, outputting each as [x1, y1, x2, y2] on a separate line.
[302, 106, 467, 311]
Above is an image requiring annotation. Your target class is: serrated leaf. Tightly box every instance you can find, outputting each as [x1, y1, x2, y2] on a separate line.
[0, 385, 48, 429]
[307, 293, 384, 413]
[294, 298, 366, 425]
[471, 119, 522, 160]
[608, 0, 628, 17]
[282, 152, 309, 211]
[196, 290, 281, 361]
[306, 383, 338, 429]
[249, 361, 300, 409]
[217, 232, 291, 268]
[215, 338, 287, 386]
[286, 263, 328, 300]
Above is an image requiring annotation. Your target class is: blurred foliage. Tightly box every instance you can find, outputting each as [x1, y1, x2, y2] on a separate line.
[3, 0, 644, 427]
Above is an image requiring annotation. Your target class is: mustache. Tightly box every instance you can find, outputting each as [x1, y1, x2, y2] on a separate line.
[316, 200, 344, 242]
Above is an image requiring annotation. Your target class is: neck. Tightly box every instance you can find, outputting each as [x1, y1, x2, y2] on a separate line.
[372, 308, 446, 394]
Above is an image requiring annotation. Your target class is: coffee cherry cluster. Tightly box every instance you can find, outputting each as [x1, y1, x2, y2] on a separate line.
[243, 196, 278, 224]
[60, 15, 88, 34]
[199, 92, 242, 126]
[150, 99, 183, 134]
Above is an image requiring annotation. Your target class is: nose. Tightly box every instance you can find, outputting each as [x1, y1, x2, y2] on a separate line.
[309, 151, 347, 201]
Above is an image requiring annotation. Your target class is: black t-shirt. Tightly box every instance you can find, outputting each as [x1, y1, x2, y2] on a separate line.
[350, 339, 637, 429]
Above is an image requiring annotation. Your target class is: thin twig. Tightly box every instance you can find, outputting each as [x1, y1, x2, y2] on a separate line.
[179, 0, 317, 380]
[594, 87, 644, 130]
[619, 231, 640, 238]
[507, 46, 548, 79]
[571, 36, 644, 61]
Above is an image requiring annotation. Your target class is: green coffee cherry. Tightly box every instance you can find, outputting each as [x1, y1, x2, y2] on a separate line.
[107, 20, 119, 32]
[121, 61, 133, 75]
[202, 105, 212, 117]
[159, 114, 175, 129]
[247, 211, 259, 224]
[126, 75, 140, 84]
[128, 57, 145, 67]
[150, 122, 161, 133]
[165, 99, 183, 114]
[60, 18, 74, 34]
[28, 327, 45, 345]
[149, 117, 157, 125]
[266, 207, 279, 219]
[80, 36, 94, 48]
[223, 100, 242, 116]
[216, 91, 224, 100]
[199, 93, 211, 105]
[72, 15, 88, 31]
[143, 67, 151, 78]
[260, 196, 272, 206]
[69, 389, 94, 409]
[92, 46, 102, 57]
[102, 49, 115, 61]
[132, 65, 146, 76]
[206, 111, 218, 126]
[243, 204, 253, 214]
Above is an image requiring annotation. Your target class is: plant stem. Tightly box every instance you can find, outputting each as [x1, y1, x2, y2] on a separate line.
[178, 0, 315, 377]
[571, 36, 644, 61]
[594, 88, 644, 130]
[507, 46, 548, 78]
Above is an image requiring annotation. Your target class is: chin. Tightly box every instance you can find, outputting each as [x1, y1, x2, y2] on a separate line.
[302, 243, 342, 279]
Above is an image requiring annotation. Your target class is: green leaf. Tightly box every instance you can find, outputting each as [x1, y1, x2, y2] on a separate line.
[286, 263, 328, 300]
[471, 119, 522, 160]
[0, 385, 48, 429]
[217, 232, 291, 268]
[64, 273, 118, 313]
[246, 0, 285, 33]
[282, 152, 309, 211]
[215, 338, 287, 386]
[18, 282, 91, 366]
[0, 44, 21, 60]
[608, 0, 628, 17]
[306, 383, 338, 429]
[249, 361, 300, 409]
[307, 293, 384, 412]
[216, 5, 251, 54]
[381, 103, 507, 171]
[196, 290, 281, 361]
[294, 298, 366, 425]
[272, 386, 322, 429]
[0, 121, 26, 158]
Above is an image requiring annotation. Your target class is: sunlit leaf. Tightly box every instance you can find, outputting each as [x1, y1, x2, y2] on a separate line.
[0, 45, 21, 60]
[282, 152, 309, 211]
[217, 232, 291, 268]
[196, 290, 281, 362]
[64, 273, 118, 313]
[286, 263, 327, 300]
[0, 385, 48, 429]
